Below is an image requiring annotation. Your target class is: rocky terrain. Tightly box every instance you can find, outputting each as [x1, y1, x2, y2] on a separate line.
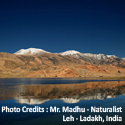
[0, 48, 125, 78]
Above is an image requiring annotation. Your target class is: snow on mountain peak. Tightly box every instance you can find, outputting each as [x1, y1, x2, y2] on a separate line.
[60, 51, 109, 60]
[107, 55, 119, 58]
[82, 53, 107, 60]
[60, 50, 80, 56]
[14, 48, 49, 55]
[14, 48, 120, 61]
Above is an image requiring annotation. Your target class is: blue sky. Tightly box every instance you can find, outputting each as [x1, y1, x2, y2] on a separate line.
[0, 0, 125, 57]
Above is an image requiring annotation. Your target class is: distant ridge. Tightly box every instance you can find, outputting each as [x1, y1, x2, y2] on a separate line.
[14, 48, 120, 60]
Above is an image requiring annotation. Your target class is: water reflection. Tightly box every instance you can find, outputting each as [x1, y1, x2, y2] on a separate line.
[13, 81, 125, 104]
[0, 81, 125, 104]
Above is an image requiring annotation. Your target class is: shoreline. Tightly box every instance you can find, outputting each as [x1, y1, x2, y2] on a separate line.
[0, 75, 125, 80]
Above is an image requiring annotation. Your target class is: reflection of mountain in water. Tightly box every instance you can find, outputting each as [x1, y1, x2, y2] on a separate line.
[15, 96, 50, 104]
[14, 81, 125, 104]
[15, 93, 117, 104]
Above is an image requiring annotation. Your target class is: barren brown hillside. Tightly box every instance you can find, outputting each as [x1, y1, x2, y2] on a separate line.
[0, 52, 125, 78]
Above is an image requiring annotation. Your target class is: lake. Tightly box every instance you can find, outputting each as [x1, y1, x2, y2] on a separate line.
[0, 78, 125, 125]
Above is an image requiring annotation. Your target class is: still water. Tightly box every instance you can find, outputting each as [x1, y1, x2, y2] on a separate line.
[0, 78, 125, 125]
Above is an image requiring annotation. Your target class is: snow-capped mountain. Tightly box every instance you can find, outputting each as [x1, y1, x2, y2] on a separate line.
[60, 50, 119, 60]
[82, 53, 107, 60]
[107, 55, 119, 59]
[14, 48, 50, 55]
[14, 48, 121, 61]
[60, 50, 81, 58]
[60, 50, 80, 55]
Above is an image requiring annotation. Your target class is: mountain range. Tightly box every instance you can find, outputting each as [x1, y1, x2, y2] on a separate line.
[0, 48, 125, 78]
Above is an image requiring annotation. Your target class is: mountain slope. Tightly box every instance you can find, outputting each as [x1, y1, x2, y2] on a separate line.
[14, 48, 50, 56]
[0, 48, 125, 78]
[60, 50, 125, 68]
